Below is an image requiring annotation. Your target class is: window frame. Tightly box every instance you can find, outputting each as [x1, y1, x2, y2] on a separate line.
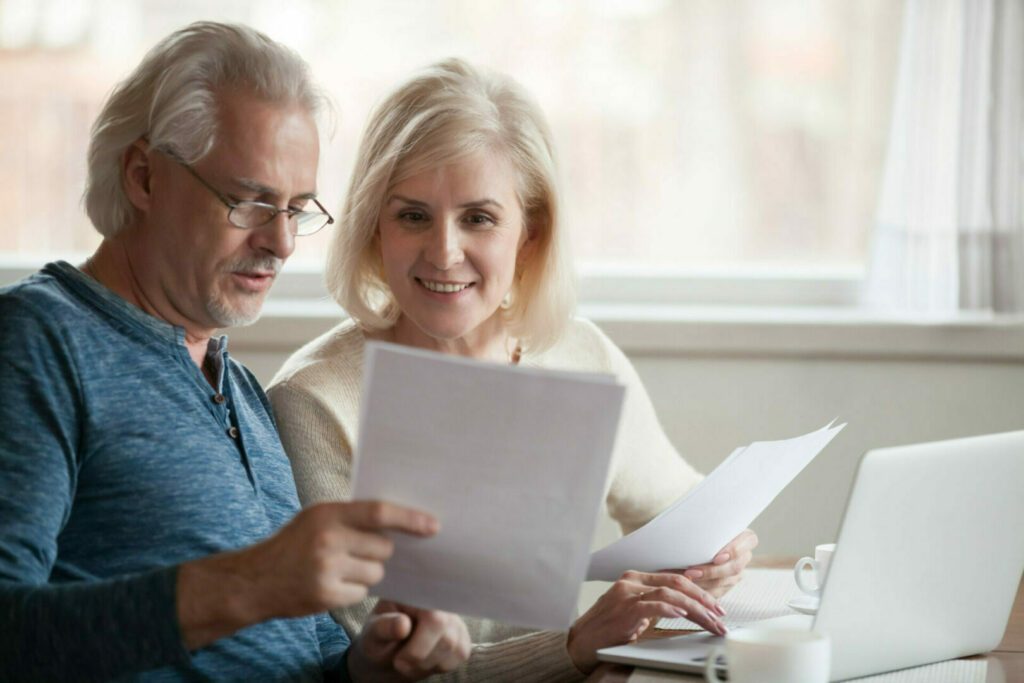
[4, 255, 1021, 364]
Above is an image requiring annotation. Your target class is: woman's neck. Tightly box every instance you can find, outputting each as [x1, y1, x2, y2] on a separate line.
[383, 314, 519, 365]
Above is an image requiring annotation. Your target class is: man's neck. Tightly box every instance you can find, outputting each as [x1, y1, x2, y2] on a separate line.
[81, 237, 215, 370]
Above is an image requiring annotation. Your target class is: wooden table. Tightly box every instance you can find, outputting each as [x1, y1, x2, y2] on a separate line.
[587, 557, 1024, 682]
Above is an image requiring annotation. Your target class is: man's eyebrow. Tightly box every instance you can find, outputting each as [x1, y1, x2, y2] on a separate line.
[233, 177, 318, 201]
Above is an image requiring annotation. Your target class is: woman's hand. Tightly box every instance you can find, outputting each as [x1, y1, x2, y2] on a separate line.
[348, 600, 471, 682]
[682, 529, 759, 598]
[566, 570, 728, 673]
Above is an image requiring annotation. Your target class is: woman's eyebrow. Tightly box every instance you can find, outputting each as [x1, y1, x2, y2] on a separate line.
[386, 194, 504, 210]
[387, 194, 428, 207]
[459, 198, 504, 210]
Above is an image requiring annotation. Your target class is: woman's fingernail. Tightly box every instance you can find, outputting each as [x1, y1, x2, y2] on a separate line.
[685, 569, 703, 579]
[716, 553, 730, 564]
[674, 607, 689, 618]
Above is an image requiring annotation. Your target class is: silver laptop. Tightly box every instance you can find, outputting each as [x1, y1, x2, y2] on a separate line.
[598, 430, 1024, 680]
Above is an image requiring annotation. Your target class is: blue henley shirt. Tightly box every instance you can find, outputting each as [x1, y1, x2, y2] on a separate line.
[0, 261, 351, 682]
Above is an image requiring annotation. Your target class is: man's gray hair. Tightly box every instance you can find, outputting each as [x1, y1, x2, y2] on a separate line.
[84, 21, 327, 237]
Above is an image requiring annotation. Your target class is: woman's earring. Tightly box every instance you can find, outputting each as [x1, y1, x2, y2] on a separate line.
[501, 290, 513, 309]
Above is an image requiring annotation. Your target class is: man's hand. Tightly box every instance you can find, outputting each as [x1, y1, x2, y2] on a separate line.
[680, 529, 758, 597]
[348, 601, 471, 681]
[176, 501, 438, 650]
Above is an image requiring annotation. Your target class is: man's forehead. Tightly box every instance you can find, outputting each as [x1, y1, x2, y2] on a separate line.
[203, 90, 321, 198]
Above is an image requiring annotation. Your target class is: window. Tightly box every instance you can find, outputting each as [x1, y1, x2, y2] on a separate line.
[0, 0, 902, 288]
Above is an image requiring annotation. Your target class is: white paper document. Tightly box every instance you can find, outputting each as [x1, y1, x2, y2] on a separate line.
[588, 422, 845, 580]
[351, 342, 625, 631]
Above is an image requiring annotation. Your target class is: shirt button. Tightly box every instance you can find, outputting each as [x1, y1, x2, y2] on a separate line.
[212, 394, 226, 404]
[227, 426, 240, 439]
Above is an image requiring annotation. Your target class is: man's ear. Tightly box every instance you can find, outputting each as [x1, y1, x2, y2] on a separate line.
[122, 139, 153, 213]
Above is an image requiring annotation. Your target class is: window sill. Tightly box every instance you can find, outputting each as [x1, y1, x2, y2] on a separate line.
[5, 258, 1020, 362]
[231, 300, 1024, 362]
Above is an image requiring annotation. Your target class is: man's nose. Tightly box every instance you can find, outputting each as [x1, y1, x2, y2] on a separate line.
[251, 211, 296, 261]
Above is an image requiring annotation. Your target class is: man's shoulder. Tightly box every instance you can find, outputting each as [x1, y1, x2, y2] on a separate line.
[0, 268, 87, 338]
[268, 318, 365, 397]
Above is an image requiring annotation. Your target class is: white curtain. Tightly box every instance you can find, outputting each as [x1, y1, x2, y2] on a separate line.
[864, 0, 1024, 315]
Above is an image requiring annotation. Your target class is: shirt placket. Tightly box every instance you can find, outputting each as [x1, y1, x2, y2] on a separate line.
[202, 341, 260, 493]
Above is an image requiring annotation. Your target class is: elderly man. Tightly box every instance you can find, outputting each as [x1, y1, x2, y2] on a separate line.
[0, 22, 469, 682]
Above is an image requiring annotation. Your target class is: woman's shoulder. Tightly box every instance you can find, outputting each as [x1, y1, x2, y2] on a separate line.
[532, 316, 624, 375]
[268, 318, 366, 397]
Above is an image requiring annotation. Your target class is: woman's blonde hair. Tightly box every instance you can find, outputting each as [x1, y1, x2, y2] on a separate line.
[326, 58, 575, 352]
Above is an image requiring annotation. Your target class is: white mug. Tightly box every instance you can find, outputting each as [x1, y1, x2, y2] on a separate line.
[794, 543, 836, 598]
[704, 628, 830, 683]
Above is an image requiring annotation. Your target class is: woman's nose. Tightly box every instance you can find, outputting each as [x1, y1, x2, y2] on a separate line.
[425, 219, 464, 270]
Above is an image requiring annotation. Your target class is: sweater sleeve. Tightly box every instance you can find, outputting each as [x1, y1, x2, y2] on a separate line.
[268, 376, 585, 683]
[423, 630, 582, 683]
[590, 322, 704, 535]
[0, 294, 192, 681]
[268, 378, 356, 507]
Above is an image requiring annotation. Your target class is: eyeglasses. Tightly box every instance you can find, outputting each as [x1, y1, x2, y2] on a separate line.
[159, 148, 334, 236]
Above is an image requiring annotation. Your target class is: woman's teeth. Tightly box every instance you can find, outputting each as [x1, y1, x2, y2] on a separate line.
[421, 280, 470, 293]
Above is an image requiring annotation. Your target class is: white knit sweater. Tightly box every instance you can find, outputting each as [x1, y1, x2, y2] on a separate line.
[267, 317, 703, 682]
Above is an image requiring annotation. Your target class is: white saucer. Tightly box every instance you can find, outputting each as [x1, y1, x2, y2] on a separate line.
[787, 595, 820, 615]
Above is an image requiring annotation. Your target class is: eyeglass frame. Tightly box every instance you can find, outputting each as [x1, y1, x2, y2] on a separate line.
[156, 147, 335, 236]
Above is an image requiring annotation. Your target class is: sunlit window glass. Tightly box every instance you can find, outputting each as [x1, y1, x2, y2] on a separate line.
[0, 0, 902, 271]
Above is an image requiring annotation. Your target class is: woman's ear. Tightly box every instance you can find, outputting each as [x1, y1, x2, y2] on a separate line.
[122, 139, 153, 213]
[517, 217, 540, 266]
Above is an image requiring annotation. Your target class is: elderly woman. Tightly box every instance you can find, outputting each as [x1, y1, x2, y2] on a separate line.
[268, 59, 757, 680]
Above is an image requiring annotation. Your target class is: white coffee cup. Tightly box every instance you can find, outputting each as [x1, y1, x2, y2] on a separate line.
[704, 628, 830, 683]
[794, 543, 836, 598]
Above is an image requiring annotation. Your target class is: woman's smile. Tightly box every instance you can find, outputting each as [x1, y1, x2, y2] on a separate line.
[416, 278, 476, 295]
[378, 148, 530, 354]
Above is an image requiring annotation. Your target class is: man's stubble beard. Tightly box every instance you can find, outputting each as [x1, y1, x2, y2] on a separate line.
[205, 289, 264, 328]
[204, 255, 282, 328]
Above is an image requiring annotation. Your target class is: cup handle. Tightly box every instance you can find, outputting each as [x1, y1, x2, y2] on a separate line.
[704, 645, 727, 682]
[794, 556, 821, 596]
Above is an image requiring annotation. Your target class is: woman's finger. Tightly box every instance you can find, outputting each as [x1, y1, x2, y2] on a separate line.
[726, 529, 759, 557]
[638, 584, 726, 627]
[691, 554, 747, 582]
[393, 610, 453, 675]
[633, 594, 727, 636]
[708, 529, 759, 565]
[699, 572, 744, 598]
[625, 571, 725, 616]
